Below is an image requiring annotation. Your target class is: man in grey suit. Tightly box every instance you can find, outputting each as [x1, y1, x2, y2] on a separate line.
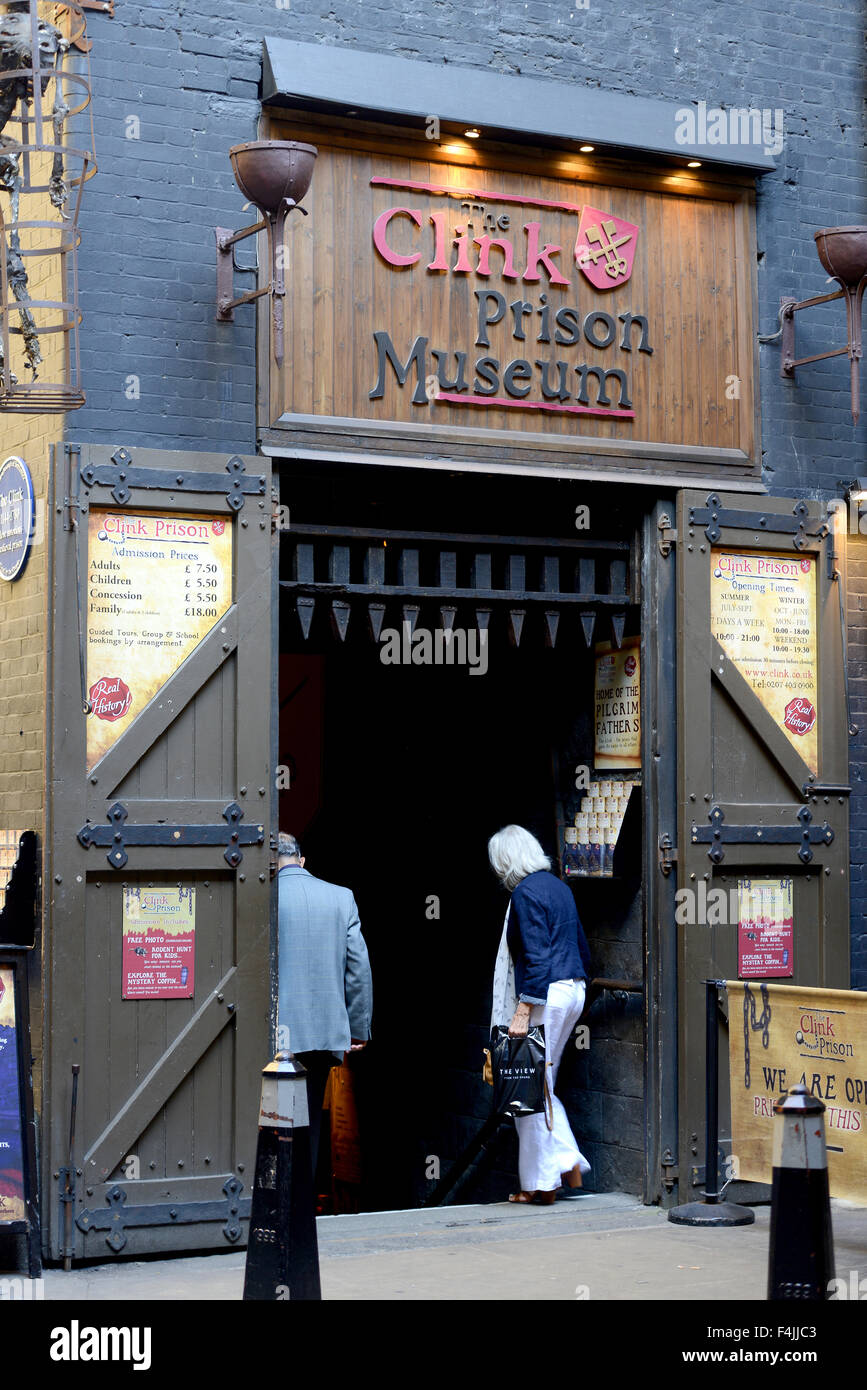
[276, 832, 373, 1176]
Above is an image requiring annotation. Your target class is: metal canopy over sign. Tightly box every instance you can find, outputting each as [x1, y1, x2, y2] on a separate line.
[0, 456, 35, 582]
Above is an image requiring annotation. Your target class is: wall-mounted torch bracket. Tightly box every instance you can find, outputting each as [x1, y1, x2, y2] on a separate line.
[215, 198, 307, 367]
[780, 279, 866, 425]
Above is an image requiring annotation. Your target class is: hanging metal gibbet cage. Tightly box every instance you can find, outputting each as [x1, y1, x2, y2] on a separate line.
[0, 0, 96, 411]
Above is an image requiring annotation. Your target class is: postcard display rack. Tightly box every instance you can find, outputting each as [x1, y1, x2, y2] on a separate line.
[561, 777, 640, 879]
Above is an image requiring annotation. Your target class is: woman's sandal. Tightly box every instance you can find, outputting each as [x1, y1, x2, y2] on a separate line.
[508, 1190, 556, 1204]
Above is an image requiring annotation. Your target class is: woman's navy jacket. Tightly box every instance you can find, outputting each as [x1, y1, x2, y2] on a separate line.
[507, 869, 592, 1005]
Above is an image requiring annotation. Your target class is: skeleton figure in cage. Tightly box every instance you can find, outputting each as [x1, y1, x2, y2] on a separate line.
[0, 1, 71, 378]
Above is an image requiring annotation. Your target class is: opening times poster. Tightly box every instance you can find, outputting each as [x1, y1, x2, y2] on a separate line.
[122, 886, 196, 999]
[710, 550, 818, 772]
[86, 509, 233, 771]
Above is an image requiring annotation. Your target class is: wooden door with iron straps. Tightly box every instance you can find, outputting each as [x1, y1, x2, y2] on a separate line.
[45, 443, 275, 1259]
[675, 490, 850, 1203]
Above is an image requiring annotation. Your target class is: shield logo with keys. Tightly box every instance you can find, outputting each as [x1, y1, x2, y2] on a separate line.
[575, 206, 639, 290]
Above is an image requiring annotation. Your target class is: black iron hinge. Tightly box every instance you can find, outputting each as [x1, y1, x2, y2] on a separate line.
[691, 804, 833, 865]
[657, 513, 677, 558]
[80, 447, 266, 512]
[658, 833, 678, 875]
[660, 1147, 678, 1193]
[76, 1177, 248, 1253]
[688, 494, 828, 552]
[77, 801, 264, 869]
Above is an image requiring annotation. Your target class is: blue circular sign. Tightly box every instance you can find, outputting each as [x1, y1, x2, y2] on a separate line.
[0, 456, 35, 583]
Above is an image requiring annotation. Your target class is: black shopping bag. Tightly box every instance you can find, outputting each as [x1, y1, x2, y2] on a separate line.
[489, 1024, 547, 1118]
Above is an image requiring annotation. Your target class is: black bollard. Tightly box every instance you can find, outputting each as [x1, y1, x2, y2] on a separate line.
[242, 1051, 322, 1301]
[767, 1083, 835, 1300]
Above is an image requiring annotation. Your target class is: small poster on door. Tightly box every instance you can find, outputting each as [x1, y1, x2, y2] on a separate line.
[737, 877, 794, 978]
[122, 885, 196, 999]
[594, 636, 641, 769]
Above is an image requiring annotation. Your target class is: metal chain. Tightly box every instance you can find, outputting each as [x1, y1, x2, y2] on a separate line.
[743, 983, 772, 1090]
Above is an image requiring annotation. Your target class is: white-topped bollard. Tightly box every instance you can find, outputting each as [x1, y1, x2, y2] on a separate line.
[242, 1052, 322, 1301]
[767, 1083, 835, 1300]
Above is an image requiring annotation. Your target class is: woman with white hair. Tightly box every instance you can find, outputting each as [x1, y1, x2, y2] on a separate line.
[488, 824, 592, 1204]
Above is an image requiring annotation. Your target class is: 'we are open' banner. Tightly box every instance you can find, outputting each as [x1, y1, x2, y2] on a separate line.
[728, 982, 867, 1203]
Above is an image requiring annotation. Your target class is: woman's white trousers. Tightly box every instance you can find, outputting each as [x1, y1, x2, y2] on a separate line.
[514, 978, 590, 1193]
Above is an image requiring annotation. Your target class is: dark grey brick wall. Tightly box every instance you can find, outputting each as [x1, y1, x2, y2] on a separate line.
[69, 1, 865, 471]
[64, 0, 866, 1199]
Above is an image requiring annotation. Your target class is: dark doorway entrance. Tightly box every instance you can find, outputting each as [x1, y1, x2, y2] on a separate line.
[275, 460, 645, 1211]
[281, 623, 588, 1210]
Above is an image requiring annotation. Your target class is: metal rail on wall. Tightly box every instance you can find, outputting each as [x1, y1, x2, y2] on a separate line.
[0, 0, 96, 411]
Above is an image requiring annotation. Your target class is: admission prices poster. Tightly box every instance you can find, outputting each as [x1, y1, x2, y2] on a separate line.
[710, 549, 818, 773]
[86, 508, 233, 771]
[122, 886, 196, 1000]
[0, 966, 25, 1222]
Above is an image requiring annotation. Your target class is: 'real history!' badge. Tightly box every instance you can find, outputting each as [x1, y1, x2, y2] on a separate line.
[575, 206, 639, 290]
[89, 675, 133, 721]
[783, 696, 817, 737]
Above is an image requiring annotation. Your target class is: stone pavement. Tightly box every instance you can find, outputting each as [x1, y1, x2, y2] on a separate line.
[5, 1191, 865, 1301]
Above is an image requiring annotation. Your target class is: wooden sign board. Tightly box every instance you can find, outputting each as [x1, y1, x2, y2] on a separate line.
[266, 120, 758, 480]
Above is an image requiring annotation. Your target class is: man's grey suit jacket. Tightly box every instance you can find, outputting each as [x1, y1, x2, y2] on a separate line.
[277, 864, 373, 1057]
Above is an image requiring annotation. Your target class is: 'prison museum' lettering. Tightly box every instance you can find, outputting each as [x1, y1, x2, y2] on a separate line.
[274, 135, 756, 463]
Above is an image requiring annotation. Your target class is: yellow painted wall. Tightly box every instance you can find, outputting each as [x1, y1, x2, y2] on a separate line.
[1, 147, 68, 1104]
